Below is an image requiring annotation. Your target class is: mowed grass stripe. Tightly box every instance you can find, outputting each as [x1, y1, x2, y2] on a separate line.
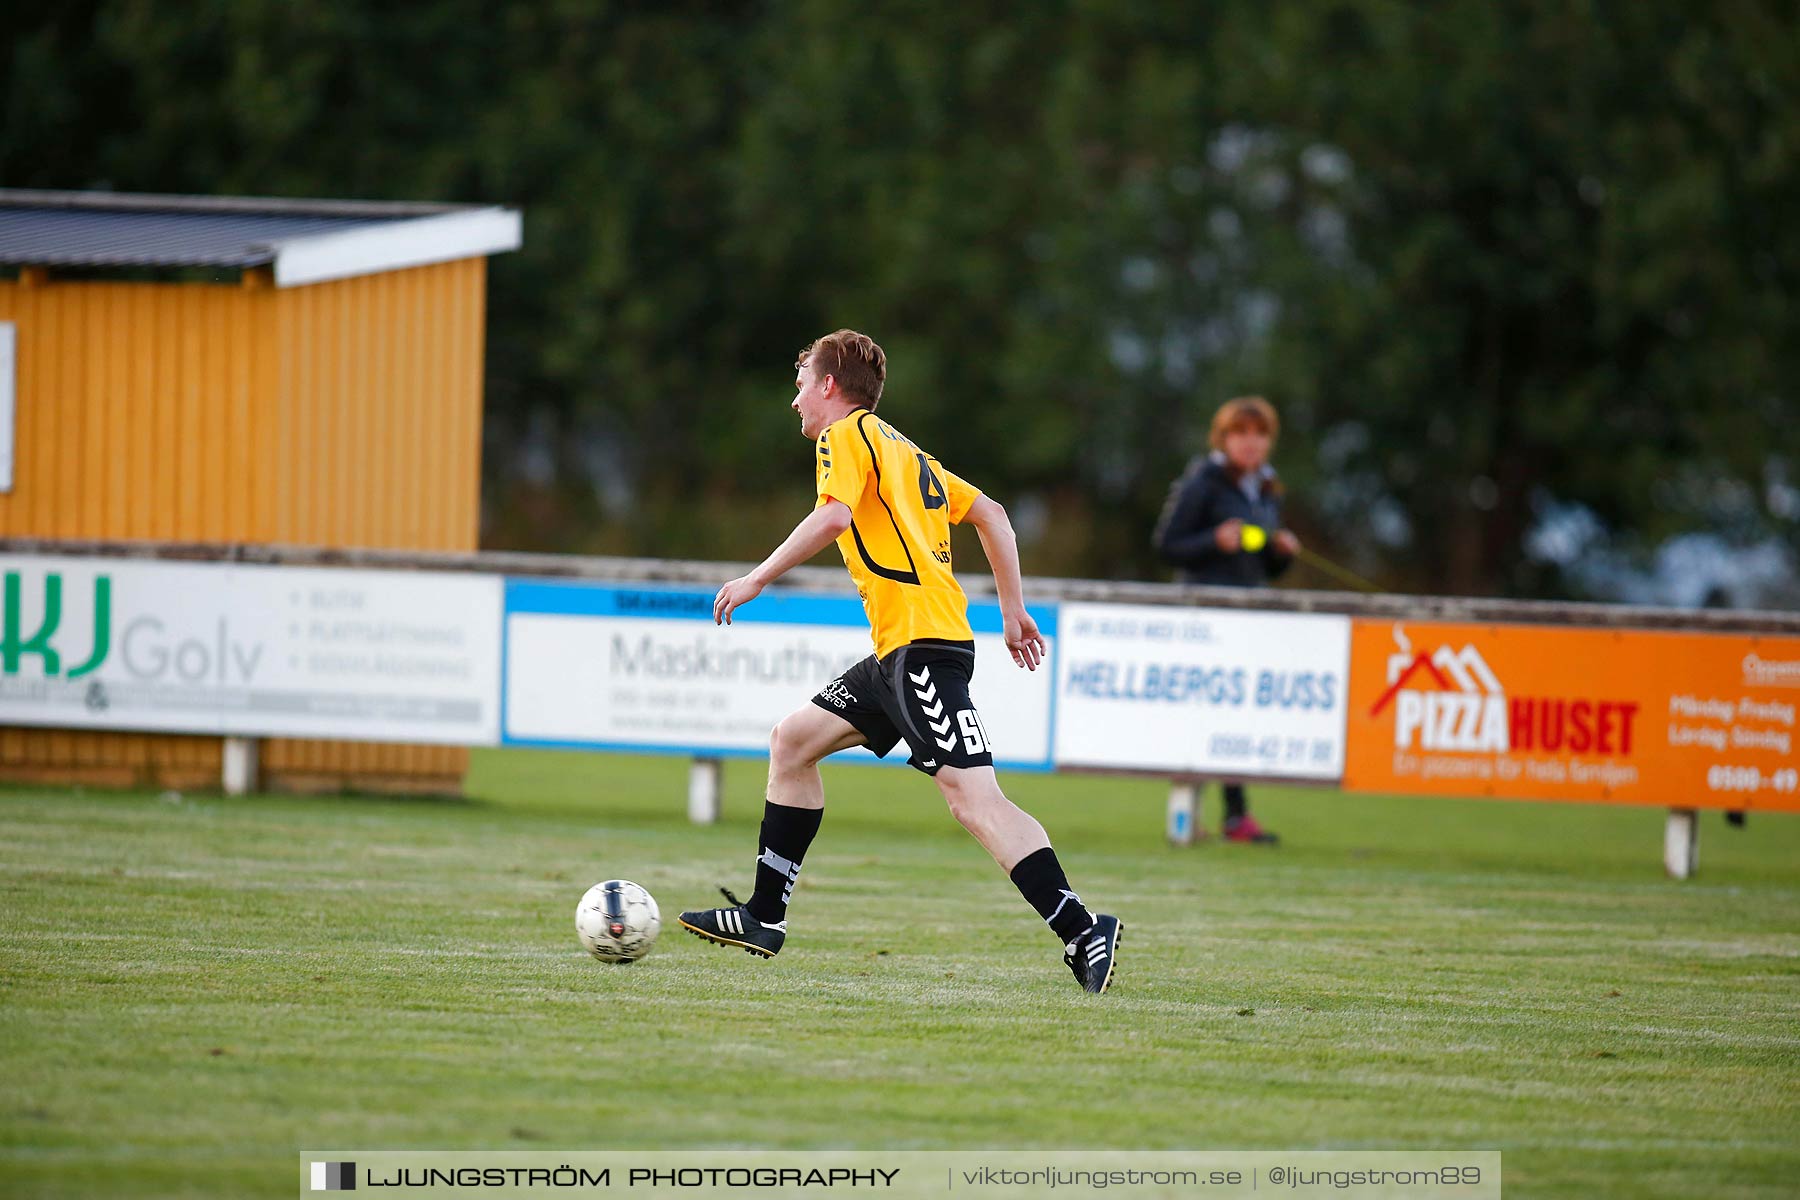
[1, 747, 1796, 1199]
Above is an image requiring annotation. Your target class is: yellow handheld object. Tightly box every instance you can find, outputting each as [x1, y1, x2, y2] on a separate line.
[1239, 523, 1267, 553]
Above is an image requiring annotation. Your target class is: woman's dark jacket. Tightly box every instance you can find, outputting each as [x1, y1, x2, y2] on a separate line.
[1152, 451, 1294, 587]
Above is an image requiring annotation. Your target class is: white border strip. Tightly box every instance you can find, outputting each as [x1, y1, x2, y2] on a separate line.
[272, 207, 521, 288]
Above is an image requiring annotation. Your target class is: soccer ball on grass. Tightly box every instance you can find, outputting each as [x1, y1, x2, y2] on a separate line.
[575, 880, 661, 964]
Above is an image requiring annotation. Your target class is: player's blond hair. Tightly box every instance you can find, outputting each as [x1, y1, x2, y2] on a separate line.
[1208, 395, 1279, 451]
[798, 329, 886, 410]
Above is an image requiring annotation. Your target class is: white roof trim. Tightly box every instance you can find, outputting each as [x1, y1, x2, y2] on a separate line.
[270, 206, 521, 287]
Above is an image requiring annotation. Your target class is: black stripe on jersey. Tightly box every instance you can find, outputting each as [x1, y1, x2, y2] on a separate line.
[852, 412, 922, 586]
[850, 522, 920, 584]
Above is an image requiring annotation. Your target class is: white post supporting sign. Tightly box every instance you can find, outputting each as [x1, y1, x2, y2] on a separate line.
[222, 736, 260, 796]
[1664, 808, 1699, 879]
[1166, 780, 1199, 846]
[688, 757, 722, 825]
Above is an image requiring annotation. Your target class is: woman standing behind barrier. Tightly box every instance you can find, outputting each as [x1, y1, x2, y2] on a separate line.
[1152, 396, 1300, 844]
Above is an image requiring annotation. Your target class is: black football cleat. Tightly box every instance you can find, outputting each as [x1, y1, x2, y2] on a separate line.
[1064, 914, 1123, 994]
[678, 888, 786, 958]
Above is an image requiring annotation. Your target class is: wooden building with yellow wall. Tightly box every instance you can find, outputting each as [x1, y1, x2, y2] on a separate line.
[0, 189, 521, 793]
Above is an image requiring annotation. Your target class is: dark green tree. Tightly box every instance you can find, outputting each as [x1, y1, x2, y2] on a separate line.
[5, 0, 1794, 597]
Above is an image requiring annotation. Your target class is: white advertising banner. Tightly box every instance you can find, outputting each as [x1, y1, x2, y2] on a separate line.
[1054, 602, 1350, 779]
[0, 556, 502, 744]
[503, 582, 1056, 770]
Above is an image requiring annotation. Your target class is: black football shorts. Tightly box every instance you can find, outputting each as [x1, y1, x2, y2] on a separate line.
[811, 638, 996, 776]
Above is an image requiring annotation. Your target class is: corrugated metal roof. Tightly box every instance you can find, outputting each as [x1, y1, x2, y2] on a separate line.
[0, 190, 518, 281]
[0, 207, 391, 268]
[1, 189, 462, 218]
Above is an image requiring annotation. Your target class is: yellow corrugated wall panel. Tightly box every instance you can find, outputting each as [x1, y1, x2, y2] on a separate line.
[0, 260, 487, 792]
[0, 728, 223, 789]
[0, 280, 265, 540]
[264, 258, 485, 549]
[0, 274, 450, 542]
[258, 259, 481, 788]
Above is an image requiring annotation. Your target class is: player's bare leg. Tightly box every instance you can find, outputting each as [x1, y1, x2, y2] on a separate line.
[935, 763, 1123, 993]
[932, 764, 1050, 872]
[767, 704, 865, 810]
[678, 705, 863, 958]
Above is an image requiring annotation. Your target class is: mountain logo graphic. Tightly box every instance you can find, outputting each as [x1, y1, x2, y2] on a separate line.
[1370, 624, 1639, 757]
[1370, 625, 1508, 752]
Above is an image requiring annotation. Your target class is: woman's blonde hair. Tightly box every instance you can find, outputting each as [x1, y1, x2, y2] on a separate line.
[1208, 395, 1279, 451]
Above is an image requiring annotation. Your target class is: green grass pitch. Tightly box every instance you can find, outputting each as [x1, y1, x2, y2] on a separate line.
[2, 748, 1797, 1198]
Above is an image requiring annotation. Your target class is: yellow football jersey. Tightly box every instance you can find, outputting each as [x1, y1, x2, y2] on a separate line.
[815, 410, 983, 659]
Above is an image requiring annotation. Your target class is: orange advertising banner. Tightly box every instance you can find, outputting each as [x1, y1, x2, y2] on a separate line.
[1343, 620, 1800, 812]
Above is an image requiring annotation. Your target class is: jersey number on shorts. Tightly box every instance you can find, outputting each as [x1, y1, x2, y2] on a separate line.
[957, 709, 990, 754]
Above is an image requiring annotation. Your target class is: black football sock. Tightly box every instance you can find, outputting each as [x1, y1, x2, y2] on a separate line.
[745, 801, 823, 924]
[1009, 846, 1094, 943]
[1223, 784, 1248, 822]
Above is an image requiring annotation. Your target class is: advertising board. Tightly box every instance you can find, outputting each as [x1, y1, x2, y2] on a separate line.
[0, 555, 503, 744]
[1341, 620, 1800, 812]
[1053, 602, 1350, 780]
[503, 581, 1056, 770]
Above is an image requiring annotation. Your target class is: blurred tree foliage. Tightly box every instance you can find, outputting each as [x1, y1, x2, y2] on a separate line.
[6, 0, 1796, 595]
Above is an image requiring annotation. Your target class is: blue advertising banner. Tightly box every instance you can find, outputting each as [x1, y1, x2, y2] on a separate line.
[502, 580, 1057, 771]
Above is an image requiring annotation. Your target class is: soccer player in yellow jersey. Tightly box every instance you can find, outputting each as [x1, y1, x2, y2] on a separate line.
[678, 329, 1122, 993]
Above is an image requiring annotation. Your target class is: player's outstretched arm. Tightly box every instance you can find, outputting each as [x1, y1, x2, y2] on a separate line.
[963, 495, 1046, 671]
[714, 500, 853, 625]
